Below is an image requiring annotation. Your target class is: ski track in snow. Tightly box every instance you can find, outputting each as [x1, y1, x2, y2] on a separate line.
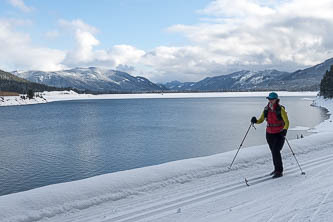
[116, 155, 333, 222]
[30, 144, 333, 222]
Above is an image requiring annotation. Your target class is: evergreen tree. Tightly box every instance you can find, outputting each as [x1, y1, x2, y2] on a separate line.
[320, 65, 333, 98]
[27, 89, 34, 99]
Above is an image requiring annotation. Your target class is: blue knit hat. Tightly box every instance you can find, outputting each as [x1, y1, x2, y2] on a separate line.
[266, 92, 278, 100]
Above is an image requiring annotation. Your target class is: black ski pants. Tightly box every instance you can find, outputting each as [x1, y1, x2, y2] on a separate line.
[266, 132, 285, 173]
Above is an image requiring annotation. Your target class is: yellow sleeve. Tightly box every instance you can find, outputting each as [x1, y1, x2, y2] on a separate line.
[281, 107, 289, 130]
[256, 111, 265, 124]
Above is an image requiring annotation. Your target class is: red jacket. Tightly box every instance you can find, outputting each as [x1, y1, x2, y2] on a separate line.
[265, 103, 285, 134]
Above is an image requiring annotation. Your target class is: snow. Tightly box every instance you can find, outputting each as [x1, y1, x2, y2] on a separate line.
[2, 92, 333, 222]
[249, 75, 264, 84]
[289, 126, 311, 131]
[42, 91, 318, 103]
[239, 72, 255, 83]
[1, 90, 318, 106]
[47, 90, 318, 101]
[0, 95, 47, 106]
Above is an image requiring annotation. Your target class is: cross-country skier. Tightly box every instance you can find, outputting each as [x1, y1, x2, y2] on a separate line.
[251, 92, 289, 178]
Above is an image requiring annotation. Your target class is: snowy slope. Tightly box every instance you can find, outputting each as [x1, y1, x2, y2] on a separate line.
[162, 58, 333, 92]
[190, 70, 290, 91]
[13, 67, 165, 92]
[1, 95, 333, 222]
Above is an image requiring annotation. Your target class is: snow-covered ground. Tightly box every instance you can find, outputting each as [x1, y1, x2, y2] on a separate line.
[0, 95, 47, 106]
[42, 91, 319, 101]
[2, 93, 333, 222]
[0, 90, 319, 106]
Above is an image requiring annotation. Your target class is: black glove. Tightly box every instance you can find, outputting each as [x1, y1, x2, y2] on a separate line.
[251, 116, 257, 124]
[281, 129, 287, 137]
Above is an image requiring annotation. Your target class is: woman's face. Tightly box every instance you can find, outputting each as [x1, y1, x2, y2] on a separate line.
[269, 99, 277, 104]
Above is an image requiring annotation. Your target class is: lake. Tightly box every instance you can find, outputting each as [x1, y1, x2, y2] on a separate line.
[0, 96, 328, 196]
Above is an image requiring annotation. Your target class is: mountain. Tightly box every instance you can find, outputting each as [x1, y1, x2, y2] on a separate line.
[14, 67, 166, 93]
[0, 69, 66, 94]
[0, 69, 30, 83]
[280, 58, 333, 90]
[163, 58, 333, 91]
[162, 80, 196, 91]
[190, 70, 291, 91]
[12, 57, 333, 93]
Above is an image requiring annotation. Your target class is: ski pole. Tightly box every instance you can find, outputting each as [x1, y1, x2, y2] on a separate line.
[229, 123, 255, 169]
[285, 137, 306, 175]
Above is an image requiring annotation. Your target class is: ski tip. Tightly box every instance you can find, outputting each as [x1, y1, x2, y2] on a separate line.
[244, 178, 250, 186]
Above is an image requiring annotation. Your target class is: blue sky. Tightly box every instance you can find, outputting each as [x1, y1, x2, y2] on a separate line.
[0, 0, 209, 50]
[1, 0, 333, 82]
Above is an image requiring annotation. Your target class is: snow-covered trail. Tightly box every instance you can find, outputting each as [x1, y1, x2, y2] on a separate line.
[31, 133, 333, 222]
[153, 149, 333, 222]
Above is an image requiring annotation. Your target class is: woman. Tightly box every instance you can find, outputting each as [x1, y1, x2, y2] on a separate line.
[251, 92, 289, 178]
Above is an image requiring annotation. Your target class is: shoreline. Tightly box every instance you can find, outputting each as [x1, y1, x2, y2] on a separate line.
[0, 90, 319, 106]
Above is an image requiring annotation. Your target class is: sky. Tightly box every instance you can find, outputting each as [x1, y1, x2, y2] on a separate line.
[1, 0, 333, 83]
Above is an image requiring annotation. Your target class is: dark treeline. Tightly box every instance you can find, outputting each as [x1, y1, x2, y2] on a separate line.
[0, 79, 81, 94]
[320, 65, 333, 98]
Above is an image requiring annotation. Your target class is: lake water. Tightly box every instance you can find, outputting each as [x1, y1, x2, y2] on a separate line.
[0, 96, 328, 196]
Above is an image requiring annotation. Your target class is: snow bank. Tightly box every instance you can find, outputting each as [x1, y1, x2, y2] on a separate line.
[310, 96, 333, 133]
[0, 91, 319, 107]
[288, 126, 310, 131]
[0, 95, 47, 106]
[43, 91, 318, 102]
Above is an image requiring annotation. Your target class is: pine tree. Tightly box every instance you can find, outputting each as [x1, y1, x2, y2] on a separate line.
[27, 89, 34, 99]
[320, 65, 333, 98]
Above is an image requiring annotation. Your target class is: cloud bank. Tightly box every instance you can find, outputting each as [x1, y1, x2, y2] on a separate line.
[2, 0, 333, 82]
[0, 19, 65, 71]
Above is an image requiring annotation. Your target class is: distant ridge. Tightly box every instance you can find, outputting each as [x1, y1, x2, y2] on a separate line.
[14, 67, 166, 93]
[10, 57, 333, 93]
[0, 69, 74, 94]
[163, 58, 333, 92]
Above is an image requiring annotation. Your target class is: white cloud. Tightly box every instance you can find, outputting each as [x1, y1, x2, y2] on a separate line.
[65, 29, 100, 64]
[200, 0, 275, 17]
[60, 19, 145, 70]
[8, 0, 33, 13]
[59, 19, 98, 34]
[0, 19, 65, 71]
[159, 0, 333, 81]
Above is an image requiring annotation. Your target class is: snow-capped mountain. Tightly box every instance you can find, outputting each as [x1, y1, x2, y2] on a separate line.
[12, 57, 333, 93]
[190, 69, 291, 91]
[13, 67, 166, 93]
[163, 58, 333, 91]
[162, 80, 196, 91]
[0, 69, 66, 94]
